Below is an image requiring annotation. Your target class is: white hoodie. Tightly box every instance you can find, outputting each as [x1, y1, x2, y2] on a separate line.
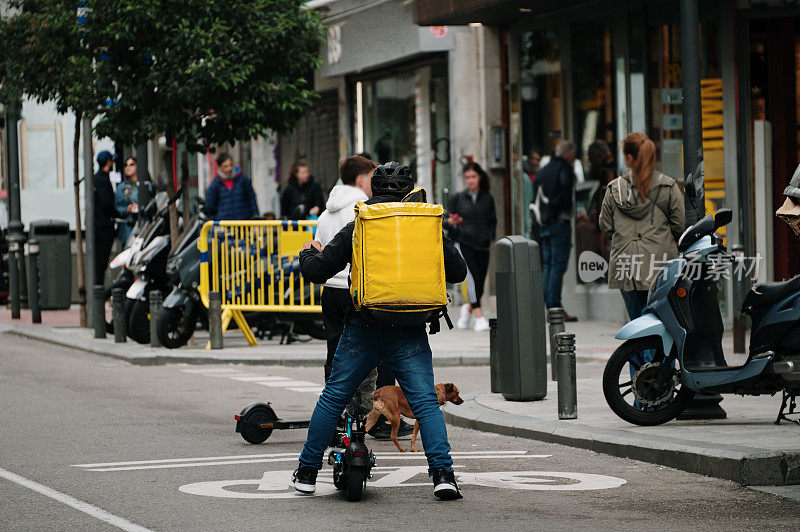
[316, 184, 368, 289]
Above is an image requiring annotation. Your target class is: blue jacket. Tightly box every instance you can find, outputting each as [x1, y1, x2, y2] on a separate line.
[205, 168, 259, 221]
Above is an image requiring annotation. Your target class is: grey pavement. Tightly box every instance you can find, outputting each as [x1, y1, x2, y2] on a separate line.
[444, 360, 800, 487]
[2, 335, 799, 530]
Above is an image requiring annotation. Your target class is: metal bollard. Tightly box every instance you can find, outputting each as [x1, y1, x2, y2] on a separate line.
[556, 332, 577, 419]
[111, 287, 127, 343]
[548, 308, 565, 381]
[489, 318, 500, 393]
[149, 290, 162, 348]
[25, 239, 41, 324]
[93, 285, 106, 339]
[208, 291, 223, 350]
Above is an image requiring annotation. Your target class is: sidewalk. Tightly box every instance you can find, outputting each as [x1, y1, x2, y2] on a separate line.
[444, 370, 800, 487]
[0, 305, 620, 367]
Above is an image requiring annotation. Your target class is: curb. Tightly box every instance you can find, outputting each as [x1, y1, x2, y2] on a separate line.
[443, 391, 800, 486]
[4, 328, 489, 367]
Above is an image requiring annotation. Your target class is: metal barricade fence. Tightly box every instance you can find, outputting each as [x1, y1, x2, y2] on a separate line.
[198, 220, 322, 347]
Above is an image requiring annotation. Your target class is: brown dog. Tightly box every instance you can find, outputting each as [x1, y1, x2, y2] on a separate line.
[365, 383, 463, 452]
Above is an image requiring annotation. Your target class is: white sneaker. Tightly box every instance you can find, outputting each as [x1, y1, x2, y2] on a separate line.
[473, 317, 489, 332]
[457, 304, 471, 330]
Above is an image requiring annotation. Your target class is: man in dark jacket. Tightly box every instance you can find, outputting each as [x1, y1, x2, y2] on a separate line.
[291, 162, 467, 501]
[533, 141, 578, 321]
[94, 151, 117, 285]
[205, 152, 259, 220]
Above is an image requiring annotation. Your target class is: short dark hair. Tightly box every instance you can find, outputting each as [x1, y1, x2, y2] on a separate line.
[216, 152, 232, 167]
[339, 155, 376, 185]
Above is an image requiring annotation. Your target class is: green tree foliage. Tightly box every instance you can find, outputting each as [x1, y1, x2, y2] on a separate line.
[83, 0, 323, 146]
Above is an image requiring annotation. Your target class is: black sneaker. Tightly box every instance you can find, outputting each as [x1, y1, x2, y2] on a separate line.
[292, 467, 318, 494]
[432, 469, 463, 500]
[369, 418, 414, 440]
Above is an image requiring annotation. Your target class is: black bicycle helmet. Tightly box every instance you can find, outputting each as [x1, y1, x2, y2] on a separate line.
[371, 162, 414, 198]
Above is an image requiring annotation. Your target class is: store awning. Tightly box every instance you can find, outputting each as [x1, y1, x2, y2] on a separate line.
[413, 0, 594, 26]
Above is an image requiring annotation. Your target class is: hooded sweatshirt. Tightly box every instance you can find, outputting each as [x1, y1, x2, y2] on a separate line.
[315, 184, 369, 289]
[599, 170, 685, 291]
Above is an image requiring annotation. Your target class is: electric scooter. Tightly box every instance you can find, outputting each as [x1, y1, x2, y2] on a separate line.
[603, 207, 800, 426]
[234, 403, 374, 501]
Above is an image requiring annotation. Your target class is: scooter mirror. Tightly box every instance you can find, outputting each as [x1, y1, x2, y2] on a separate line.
[713, 208, 733, 229]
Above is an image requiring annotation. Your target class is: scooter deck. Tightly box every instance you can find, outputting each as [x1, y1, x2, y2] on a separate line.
[259, 419, 310, 430]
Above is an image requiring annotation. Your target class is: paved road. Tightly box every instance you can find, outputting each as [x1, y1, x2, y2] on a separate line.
[1, 335, 798, 531]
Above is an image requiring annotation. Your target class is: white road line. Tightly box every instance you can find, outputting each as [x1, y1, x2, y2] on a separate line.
[180, 368, 240, 374]
[230, 376, 290, 382]
[74, 451, 550, 472]
[74, 452, 299, 468]
[0, 466, 152, 532]
[256, 380, 317, 387]
[287, 386, 324, 393]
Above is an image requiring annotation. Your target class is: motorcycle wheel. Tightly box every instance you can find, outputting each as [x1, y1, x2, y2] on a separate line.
[127, 298, 151, 344]
[104, 280, 133, 334]
[602, 336, 695, 426]
[156, 305, 198, 349]
[292, 317, 326, 340]
[345, 465, 367, 502]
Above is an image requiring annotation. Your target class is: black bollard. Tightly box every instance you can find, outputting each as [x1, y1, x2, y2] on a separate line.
[556, 332, 577, 420]
[548, 308, 565, 381]
[25, 239, 41, 324]
[112, 288, 127, 343]
[209, 291, 223, 350]
[149, 290, 162, 348]
[93, 285, 106, 339]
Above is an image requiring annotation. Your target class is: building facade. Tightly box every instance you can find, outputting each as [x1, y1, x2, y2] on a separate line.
[416, 0, 800, 323]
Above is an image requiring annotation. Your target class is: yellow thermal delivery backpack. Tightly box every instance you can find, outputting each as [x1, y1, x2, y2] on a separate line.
[350, 192, 450, 331]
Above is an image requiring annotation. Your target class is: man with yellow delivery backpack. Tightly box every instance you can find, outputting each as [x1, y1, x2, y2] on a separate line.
[293, 162, 467, 500]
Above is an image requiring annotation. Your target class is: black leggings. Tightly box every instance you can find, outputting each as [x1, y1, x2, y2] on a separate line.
[321, 287, 395, 387]
[458, 244, 490, 309]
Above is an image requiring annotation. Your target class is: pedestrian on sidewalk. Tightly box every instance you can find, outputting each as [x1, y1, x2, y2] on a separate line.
[599, 132, 684, 320]
[204, 152, 259, 221]
[534, 141, 578, 321]
[114, 157, 154, 245]
[446, 162, 497, 332]
[280, 162, 325, 220]
[94, 150, 117, 285]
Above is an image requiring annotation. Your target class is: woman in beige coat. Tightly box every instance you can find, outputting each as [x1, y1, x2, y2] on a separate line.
[599, 132, 685, 320]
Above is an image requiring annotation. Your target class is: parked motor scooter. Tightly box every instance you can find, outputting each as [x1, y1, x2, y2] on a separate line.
[104, 191, 169, 333]
[603, 204, 800, 426]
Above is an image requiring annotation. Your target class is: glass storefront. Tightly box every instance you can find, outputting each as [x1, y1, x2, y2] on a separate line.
[354, 58, 450, 199]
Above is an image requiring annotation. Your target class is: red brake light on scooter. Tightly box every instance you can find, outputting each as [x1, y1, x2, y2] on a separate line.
[352, 451, 364, 457]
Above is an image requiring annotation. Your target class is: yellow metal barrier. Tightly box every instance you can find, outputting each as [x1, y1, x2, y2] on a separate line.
[198, 220, 322, 347]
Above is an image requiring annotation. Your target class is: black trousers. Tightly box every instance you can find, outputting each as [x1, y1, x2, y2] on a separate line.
[94, 225, 116, 286]
[321, 287, 395, 387]
[458, 244, 490, 309]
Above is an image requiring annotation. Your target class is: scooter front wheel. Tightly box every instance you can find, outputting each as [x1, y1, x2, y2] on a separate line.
[156, 305, 198, 349]
[602, 336, 695, 426]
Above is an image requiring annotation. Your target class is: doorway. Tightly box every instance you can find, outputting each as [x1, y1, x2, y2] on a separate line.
[749, 16, 800, 281]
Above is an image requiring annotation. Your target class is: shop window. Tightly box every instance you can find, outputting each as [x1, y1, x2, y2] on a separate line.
[571, 22, 618, 283]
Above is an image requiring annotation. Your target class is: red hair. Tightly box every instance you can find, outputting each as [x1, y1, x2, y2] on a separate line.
[622, 132, 655, 199]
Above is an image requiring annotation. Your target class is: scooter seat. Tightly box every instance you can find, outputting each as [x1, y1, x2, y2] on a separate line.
[744, 274, 800, 309]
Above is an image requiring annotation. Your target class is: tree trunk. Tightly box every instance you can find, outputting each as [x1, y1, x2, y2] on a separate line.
[73, 112, 87, 327]
[167, 136, 180, 252]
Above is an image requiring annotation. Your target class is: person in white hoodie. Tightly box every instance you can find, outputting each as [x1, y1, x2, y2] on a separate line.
[317, 155, 413, 439]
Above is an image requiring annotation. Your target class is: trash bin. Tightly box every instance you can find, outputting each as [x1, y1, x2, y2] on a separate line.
[494, 235, 547, 401]
[29, 220, 71, 310]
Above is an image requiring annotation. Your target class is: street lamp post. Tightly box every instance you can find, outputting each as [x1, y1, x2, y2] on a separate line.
[4, 100, 25, 319]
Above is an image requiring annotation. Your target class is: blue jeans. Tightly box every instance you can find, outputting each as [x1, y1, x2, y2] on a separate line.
[540, 222, 571, 308]
[298, 316, 453, 475]
[620, 290, 649, 321]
